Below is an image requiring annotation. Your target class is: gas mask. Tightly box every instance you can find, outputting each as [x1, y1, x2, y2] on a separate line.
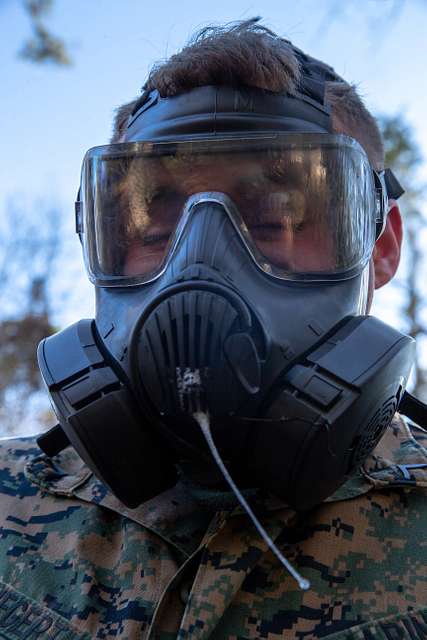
[37, 84, 415, 520]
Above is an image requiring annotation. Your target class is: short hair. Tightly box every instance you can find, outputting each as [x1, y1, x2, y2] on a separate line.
[111, 18, 384, 169]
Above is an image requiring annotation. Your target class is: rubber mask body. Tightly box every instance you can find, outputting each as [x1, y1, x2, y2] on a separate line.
[90, 192, 413, 511]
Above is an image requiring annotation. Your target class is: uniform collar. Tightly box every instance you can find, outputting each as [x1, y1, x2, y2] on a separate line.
[327, 414, 427, 501]
[25, 414, 427, 555]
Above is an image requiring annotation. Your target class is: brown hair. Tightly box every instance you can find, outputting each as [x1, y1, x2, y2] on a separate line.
[111, 18, 383, 168]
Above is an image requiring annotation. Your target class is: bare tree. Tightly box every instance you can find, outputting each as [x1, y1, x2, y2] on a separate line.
[0, 202, 60, 434]
[379, 114, 427, 399]
[0, 0, 71, 434]
[19, 0, 71, 66]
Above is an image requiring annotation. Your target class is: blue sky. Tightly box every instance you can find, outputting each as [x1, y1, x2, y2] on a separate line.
[1, 0, 427, 326]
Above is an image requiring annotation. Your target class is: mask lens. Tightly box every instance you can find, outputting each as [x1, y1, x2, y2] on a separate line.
[84, 155, 185, 280]
[236, 146, 375, 277]
[80, 135, 377, 285]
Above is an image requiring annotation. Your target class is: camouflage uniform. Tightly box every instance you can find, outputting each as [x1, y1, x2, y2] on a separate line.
[0, 414, 425, 639]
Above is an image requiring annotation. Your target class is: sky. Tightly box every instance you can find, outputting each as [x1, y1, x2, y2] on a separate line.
[1, 0, 427, 330]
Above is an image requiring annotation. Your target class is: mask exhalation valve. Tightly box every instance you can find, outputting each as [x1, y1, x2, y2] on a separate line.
[136, 284, 264, 417]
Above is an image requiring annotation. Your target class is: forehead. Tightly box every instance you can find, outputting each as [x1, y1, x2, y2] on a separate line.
[123, 149, 312, 189]
[330, 112, 380, 171]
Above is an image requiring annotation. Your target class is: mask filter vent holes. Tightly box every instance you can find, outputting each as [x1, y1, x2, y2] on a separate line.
[159, 314, 213, 369]
[347, 393, 399, 473]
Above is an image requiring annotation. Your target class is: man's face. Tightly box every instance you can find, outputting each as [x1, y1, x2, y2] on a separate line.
[119, 151, 336, 278]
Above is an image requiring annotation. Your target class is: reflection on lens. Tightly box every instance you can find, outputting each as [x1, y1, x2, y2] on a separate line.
[81, 135, 376, 285]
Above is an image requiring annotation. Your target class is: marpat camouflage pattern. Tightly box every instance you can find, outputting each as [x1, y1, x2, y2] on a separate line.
[0, 414, 425, 639]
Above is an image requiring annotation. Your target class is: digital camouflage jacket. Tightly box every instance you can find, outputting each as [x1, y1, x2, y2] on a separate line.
[0, 414, 425, 640]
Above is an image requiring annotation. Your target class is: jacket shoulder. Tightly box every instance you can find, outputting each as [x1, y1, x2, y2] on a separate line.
[0, 434, 92, 535]
[0, 435, 42, 500]
[408, 420, 427, 446]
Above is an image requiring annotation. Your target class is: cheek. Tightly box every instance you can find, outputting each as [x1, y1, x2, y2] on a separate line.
[124, 242, 167, 277]
[291, 227, 337, 272]
[255, 227, 337, 273]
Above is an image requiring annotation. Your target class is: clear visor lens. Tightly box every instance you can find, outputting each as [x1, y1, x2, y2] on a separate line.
[80, 135, 377, 285]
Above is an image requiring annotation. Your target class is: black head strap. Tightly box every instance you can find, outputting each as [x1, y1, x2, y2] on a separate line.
[126, 43, 340, 139]
[37, 423, 70, 457]
[290, 43, 344, 106]
[126, 85, 332, 141]
[398, 391, 427, 427]
[383, 168, 405, 201]
[131, 41, 343, 118]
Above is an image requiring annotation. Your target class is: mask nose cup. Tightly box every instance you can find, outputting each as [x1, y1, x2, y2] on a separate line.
[168, 199, 248, 280]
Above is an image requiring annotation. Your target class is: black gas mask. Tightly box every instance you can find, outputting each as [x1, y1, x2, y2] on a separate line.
[37, 83, 415, 517]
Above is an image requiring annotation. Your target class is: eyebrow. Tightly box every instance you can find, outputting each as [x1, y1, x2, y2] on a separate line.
[234, 170, 305, 198]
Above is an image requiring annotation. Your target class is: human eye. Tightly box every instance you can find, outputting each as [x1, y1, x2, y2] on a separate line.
[147, 187, 183, 210]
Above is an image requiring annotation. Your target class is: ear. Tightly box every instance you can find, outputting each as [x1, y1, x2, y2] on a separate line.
[373, 201, 403, 289]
